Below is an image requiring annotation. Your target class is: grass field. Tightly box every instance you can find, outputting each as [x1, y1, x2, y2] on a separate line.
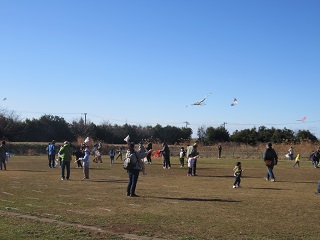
[0, 155, 319, 240]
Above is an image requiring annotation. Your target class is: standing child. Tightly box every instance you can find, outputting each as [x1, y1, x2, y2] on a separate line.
[92, 142, 102, 163]
[77, 146, 90, 179]
[109, 149, 115, 166]
[179, 147, 186, 168]
[293, 153, 300, 167]
[187, 153, 199, 176]
[73, 147, 84, 168]
[233, 162, 242, 188]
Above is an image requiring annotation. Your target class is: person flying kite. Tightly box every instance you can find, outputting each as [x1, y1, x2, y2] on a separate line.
[186, 93, 211, 107]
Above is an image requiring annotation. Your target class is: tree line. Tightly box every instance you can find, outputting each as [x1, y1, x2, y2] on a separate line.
[0, 112, 318, 145]
[198, 125, 318, 145]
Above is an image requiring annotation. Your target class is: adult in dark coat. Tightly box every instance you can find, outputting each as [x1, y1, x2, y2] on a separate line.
[160, 142, 171, 169]
[263, 142, 278, 182]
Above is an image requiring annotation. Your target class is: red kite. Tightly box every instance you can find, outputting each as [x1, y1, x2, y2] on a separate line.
[296, 116, 306, 122]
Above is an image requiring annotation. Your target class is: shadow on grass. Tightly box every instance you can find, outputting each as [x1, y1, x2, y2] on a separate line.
[89, 167, 108, 171]
[90, 179, 127, 183]
[198, 175, 234, 178]
[292, 181, 316, 184]
[247, 187, 291, 191]
[147, 196, 241, 203]
[14, 169, 48, 173]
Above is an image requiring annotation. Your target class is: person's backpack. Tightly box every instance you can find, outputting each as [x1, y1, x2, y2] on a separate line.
[123, 152, 137, 170]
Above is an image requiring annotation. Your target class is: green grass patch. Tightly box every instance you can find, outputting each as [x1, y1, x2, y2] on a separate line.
[0, 156, 319, 239]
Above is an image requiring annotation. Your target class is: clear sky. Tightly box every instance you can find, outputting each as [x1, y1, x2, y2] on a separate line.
[0, 0, 319, 138]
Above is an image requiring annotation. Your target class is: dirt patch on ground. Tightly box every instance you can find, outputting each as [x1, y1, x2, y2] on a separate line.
[0, 210, 165, 240]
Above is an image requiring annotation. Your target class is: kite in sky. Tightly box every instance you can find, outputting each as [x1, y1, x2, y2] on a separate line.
[296, 116, 306, 122]
[2, 97, 7, 101]
[186, 93, 211, 107]
[231, 98, 237, 106]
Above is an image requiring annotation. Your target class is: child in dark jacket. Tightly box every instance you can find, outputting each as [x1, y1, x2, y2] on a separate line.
[73, 149, 84, 168]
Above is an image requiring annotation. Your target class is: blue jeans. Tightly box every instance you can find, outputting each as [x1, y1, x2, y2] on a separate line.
[266, 163, 275, 180]
[193, 159, 197, 175]
[313, 160, 319, 167]
[234, 175, 241, 186]
[127, 169, 140, 195]
[318, 181, 320, 193]
[61, 161, 70, 179]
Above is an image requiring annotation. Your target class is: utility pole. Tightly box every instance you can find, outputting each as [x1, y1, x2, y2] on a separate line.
[82, 113, 87, 125]
[221, 122, 227, 129]
[183, 121, 190, 128]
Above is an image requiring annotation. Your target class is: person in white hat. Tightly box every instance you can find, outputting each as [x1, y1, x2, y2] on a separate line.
[77, 146, 91, 179]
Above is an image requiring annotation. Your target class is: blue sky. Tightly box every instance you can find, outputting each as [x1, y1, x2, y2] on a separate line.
[0, 0, 319, 138]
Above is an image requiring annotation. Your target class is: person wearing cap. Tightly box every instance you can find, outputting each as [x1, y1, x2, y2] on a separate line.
[47, 140, 56, 168]
[263, 142, 278, 182]
[58, 141, 73, 180]
[77, 145, 90, 179]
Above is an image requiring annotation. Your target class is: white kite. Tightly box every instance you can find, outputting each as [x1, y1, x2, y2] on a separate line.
[231, 98, 237, 106]
[296, 116, 306, 122]
[124, 135, 130, 143]
[186, 93, 212, 107]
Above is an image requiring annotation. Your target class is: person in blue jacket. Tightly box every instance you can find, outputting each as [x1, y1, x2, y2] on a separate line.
[47, 140, 56, 168]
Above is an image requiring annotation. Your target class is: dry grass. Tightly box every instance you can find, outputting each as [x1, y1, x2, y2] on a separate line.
[0, 154, 319, 240]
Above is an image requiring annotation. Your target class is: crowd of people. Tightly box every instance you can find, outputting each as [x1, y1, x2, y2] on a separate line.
[2, 139, 320, 196]
[55, 140, 320, 196]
